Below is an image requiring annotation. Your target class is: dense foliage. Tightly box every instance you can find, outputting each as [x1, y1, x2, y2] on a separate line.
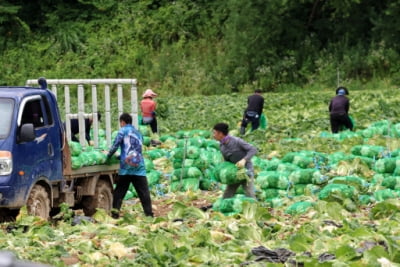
[1, 0, 400, 93]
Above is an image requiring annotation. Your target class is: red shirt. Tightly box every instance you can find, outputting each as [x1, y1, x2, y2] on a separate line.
[140, 98, 156, 117]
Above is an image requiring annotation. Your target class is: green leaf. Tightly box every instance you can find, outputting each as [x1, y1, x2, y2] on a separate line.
[370, 199, 400, 220]
[335, 245, 359, 261]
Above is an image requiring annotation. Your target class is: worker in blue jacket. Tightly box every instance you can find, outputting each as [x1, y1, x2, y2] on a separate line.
[107, 113, 153, 218]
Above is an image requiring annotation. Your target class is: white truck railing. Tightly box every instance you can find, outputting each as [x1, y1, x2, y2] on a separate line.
[26, 79, 138, 148]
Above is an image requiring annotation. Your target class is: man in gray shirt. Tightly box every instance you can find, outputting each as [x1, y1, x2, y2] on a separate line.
[213, 122, 257, 198]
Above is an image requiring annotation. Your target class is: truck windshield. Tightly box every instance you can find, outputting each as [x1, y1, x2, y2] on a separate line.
[0, 99, 14, 139]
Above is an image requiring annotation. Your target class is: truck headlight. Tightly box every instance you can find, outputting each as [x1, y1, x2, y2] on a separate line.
[0, 151, 12, 175]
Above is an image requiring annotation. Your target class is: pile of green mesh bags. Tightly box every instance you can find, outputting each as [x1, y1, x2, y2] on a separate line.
[70, 142, 112, 169]
[157, 129, 224, 192]
[319, 119, 399, 140]
[254, 151, 329, 205]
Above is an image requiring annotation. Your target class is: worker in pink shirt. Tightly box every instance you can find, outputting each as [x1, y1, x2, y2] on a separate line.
[140, 89, 158, 133]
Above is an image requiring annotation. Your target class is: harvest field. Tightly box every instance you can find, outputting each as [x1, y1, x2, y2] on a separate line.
[3, 87, 400, 266]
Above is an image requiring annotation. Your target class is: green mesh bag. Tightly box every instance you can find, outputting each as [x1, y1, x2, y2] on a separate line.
[181, 177, 200, 191]
[192, 157, 209, 170]
[71, 156, 83, 169]
[199, 178, 217, 191]
[311, 171, 329, 185]
[265, 197, 284, 208]
[351, 145, 363, 156]
[277, 163, 299, 173]
[289, 169, 316, 184]
[205, 139, 220, 150]
[147, 170, 161, 186]
[171, 147, 185, 159]
[123, 190, 135, 200]
[172, 158, 195, 169]
[82, 151, 97, 166]
[393, 165, 400, 176]
[374, 189, 398, 202]
[212, 195, 255, 215]
[78, 152, 90, 167]
[292, 184, 307, 196]
[188, 137, 207, 148]
[144, 158, 154, 170]
[139, 125, 150, 136]
[172, 167, 202, 181]
[318, 183, 356, 201]
[170, 178, 199, 192]
[285, 201, 314, 215]
[328, 152, 353, 165]
[281, 152, 297, 163]
[256, 171, 289, 189]
[160, 135, 176, 142]
[175, 130, 190, 139]
[381, 176, 400, 190]
[92, 150, 107, 165]
[189, 129, 211, 139]
[145, 149, 166, 160]
[186, 146, 200, 159]
[303, 184, 321, 196]
[213, 161, 247, 185]
[370, 173, 390, 185]
[69, 141, 82, 157]
[360, 145, 385, 158]
[330, 176, 369, 192]
[374, 158, 396, 174]
[260, 114, 268, 129]
[292, 155, 313, 168]
[111, 130, 118, 140]
[264, 158, 281, 171]
[358, 194, 374, 205]
[259, 188, 286, 200]
[143, 136, 151, 146]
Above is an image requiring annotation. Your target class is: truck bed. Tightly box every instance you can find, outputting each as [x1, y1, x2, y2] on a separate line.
[63, 164, 119, 179]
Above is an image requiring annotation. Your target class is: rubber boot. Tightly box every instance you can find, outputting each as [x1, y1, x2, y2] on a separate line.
[240, 127, 246, 135]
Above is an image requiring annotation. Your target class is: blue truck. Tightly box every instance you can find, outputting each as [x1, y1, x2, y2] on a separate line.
[0, 78, 139, 220]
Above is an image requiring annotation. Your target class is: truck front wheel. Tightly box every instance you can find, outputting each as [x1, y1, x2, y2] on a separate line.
[82, 180, 113, 216]
[27, 184, 50, 219]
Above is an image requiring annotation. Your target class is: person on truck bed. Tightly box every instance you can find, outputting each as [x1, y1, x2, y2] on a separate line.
[140, 89, 158, 134]
[69, 112, 101, 145]
[106, 113, 153, 218]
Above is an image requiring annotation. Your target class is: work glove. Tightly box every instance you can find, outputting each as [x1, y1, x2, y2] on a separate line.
[236, 158, 246, 168]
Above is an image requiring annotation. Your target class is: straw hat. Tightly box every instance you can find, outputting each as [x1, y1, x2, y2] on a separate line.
[142, 89, 157, 98]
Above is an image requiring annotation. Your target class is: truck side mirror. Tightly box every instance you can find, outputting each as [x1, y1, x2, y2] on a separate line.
[19, 123, 35, 143]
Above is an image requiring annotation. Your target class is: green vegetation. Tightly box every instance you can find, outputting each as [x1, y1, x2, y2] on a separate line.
[1, 0, 400, 93]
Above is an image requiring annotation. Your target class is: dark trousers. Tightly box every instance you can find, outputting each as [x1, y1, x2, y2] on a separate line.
[241, 113, 260, 131]
[113, 174, 153, 216]
[330, 113, 353, 133]
[142, 117, 158, 134]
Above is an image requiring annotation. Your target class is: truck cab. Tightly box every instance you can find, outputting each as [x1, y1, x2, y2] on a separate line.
[0, 86, 63, 217]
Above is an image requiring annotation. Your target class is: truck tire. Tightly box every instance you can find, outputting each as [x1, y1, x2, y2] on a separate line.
[82, 180, 113, 216]
[27, 184, 50, 219]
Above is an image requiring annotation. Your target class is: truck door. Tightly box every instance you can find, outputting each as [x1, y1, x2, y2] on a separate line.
[16, 95, 63, 191]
